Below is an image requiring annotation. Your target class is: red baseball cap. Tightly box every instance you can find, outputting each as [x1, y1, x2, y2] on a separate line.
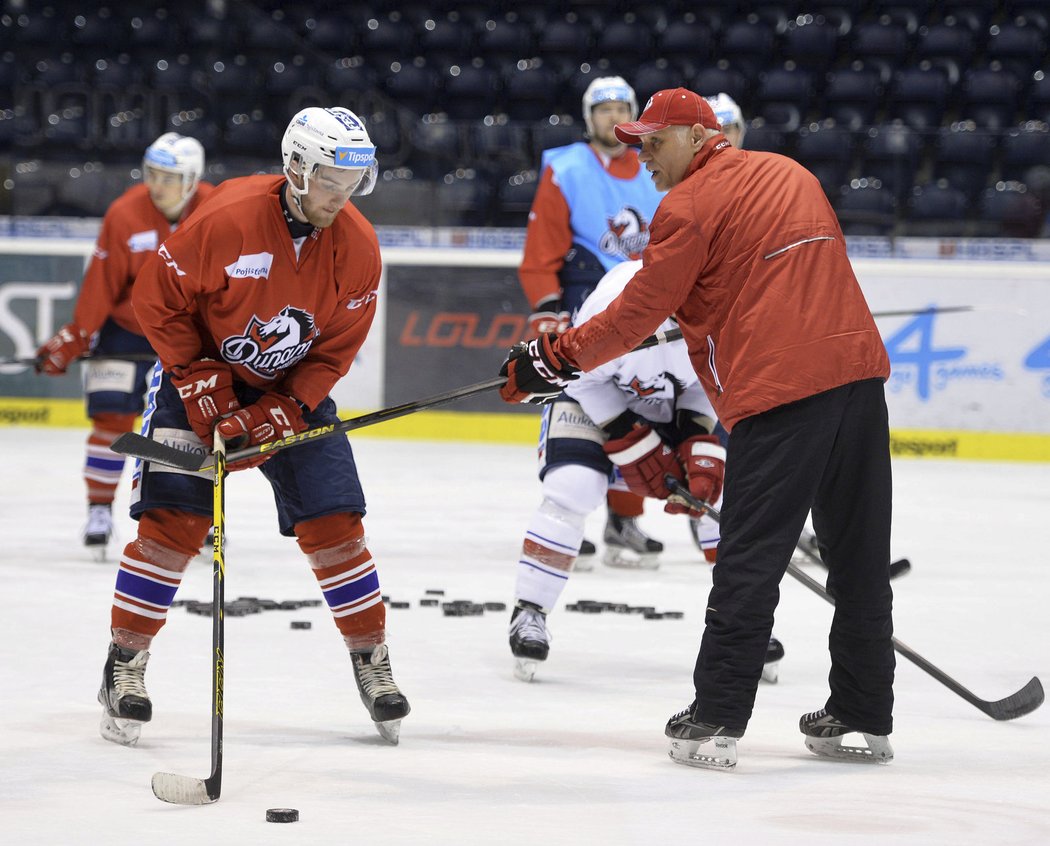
[614, 88, 721, 143]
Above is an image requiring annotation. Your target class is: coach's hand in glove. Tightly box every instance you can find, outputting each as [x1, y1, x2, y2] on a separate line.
[528, 296, 570, 337]
[216, 391, 307, 470]
[603, 414, 684, 500]
[665, 435, 726, 517]
[35, 323, 91, 375]
[498, 334, 579, 404]
[171, 360, 242, 442]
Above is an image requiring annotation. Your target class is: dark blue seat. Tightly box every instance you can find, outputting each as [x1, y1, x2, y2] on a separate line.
[502, 65, 560, 122]
[742, 122, 789, 154]
[834, 179, 897, 236]
[958, 67, 1022, 130]
[243, 15, 301, 59]
[71, 11, 127, 53]
[976, 181, 1043, 238]
[223, 113, 281, 157]
[658, 18, 714, 67]
[886, 67, 950, 131]
[632, 61, 685, 103]
[536, 17, 593, 71]
[932, 124, 996, 199]
[754, 66, 815, 121]
[719, 20, 775, 77]
[417, 16, 475, 66]
[780, 18, 841, 72]
[326, 59, 379, 100]
[914, 21, 976, 66]
[595, 19, 652, 66]
[305, 15, 354, 55]
[407, 117, 464, 178]
[1028, 72, 1050, 123]
[532, 119, 583, 159]
[264, 57, 320, 98]
[475, 17, 534, 63]
[795, 122, 855, 196]
[859, 123, 922, 200]
[985, 23, 1047, 79]
[496, 169, 540, 226]
[442, 63, 500, 120]
[851, 20, 910, 62]
[359, 16, 416, 67]
[90, 56, 141, 90]
[470, 120, 533, 171]
[691, 66, 749, 110]
[202, 56, 262, 113]
[999, 122, 1050, 182]
[821, 64, 885, 129]
[902, 181, 970, 237]
[436, 169, 493, 226]
[382, 61, 441, 115]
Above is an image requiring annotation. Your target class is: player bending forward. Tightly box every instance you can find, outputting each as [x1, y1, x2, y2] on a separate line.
[97, 107, 410, 747]
[508, 260, 784, 683]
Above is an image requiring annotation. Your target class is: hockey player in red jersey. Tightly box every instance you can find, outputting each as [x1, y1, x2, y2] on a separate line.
[35, 133, 212, 559]
[97, 107, 409, 747]
[519, 75, 667, 566]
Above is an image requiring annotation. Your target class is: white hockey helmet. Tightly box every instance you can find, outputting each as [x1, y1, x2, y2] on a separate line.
[582, 76, 638, 137]
[142, 132, 205, 200]
[281, 106, 378, 206]
[704, 92, 746, 142]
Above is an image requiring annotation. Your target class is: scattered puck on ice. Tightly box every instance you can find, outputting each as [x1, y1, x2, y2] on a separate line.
[425, 589, 445, 595]
[390, 601, 410, 609]
[381, 594, 390, 603]
[483, 601, 507, 612]
[420, 598, 439, 607]
[643, 611, 665, 619]
[278, 600, 302, 610]
[266, 808, 299, 823]
[290, 621, 312, 630]
[662, 611, 685, 619]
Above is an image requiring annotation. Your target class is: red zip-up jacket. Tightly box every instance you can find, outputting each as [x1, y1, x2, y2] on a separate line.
[557, 136, 890, 431]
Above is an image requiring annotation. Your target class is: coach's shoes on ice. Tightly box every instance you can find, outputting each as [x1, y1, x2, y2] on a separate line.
[800, 708, 893, 763]
[98, 641, 152, 746]
[351, 643, 410, 744]
[665, 701, 745, 770]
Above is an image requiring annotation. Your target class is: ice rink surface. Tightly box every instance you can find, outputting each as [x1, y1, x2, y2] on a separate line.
[1, 428, 1047, 845]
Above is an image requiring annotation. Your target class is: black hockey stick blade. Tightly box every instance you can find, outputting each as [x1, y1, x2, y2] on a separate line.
[112, 327, 688, 471]
[663, 476, 1044, 721]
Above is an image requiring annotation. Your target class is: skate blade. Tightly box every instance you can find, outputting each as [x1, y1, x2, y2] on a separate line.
[86, 542, 109, 563]
[668, 736, 737, 770]
[572, 557, 595, 573]
[761, 660, 780, 684]
[601, 549, 660, 570]
[99, 712, 143, 746]
[375, 719, 402, 745]
[805, 733, 893, 764]
[514, 657, 539, 682]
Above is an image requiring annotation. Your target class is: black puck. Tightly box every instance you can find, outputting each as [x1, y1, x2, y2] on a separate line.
[390, 601, 410, 609]
[425, 589, 445, 595]
[290, 621, 312, 630]
[420, 598, 439, 607]
[266, 808, 299, 823]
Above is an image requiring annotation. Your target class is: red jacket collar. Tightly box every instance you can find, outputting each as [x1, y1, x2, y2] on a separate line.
[684, 133, 733, 180]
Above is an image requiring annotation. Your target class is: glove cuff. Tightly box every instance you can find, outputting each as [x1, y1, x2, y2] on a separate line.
[606, 428, 662, 465]
[683, 436, 727, 464]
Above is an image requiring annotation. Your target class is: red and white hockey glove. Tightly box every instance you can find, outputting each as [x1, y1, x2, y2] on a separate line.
[216, 391, 306, 470]
[603, 416, 684, 500]
[665, 435, 726, 517]
[528, 296, 570, 337]
[170, 360, 241, 442]
[35, 322, 91, 375]
[498, 333, 579, 404]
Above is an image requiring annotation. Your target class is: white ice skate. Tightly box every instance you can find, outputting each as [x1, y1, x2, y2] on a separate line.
[800, 709, 893, 764]
[84, 503, 113, 562]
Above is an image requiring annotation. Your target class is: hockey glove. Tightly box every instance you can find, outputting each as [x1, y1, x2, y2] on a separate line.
[665, 435, 727, 517]
[498, 333, 579, 404]
[216, 391, 307, 470]
[528, 296, 571, 337]
[35, 322, 91, 375]
[170, 360, 242, 442]
[603, 414, 684, 500]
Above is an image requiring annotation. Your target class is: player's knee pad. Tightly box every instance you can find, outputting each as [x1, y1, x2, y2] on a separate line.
[295, 512, 366, 567]
[542, 463, 607, 518]
[137, 508, 212, 559]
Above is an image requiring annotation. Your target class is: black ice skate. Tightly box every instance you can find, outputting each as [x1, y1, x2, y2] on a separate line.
[351, 643, 410, 744]
[574, 538, 597, 572]
[800, 708, 893, 764]
[762, 636, 786, 684]
[602, 511, 663, 569]
[508, 600, 550, 682]
[84, 503, 113, 562]
[98, 642, 152, 746]
[665, 702, 745, 770]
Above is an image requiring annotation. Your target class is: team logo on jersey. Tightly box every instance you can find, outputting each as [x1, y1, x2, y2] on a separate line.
[599, 206, 651, 260]
[127, 230, 158, 253]
[220, 305, 318, 379]
[627, 375, 661, 397]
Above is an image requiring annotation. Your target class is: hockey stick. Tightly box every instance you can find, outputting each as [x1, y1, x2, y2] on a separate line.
[152, 431, 227, 805]
[796, 531, 912, 580]
[111, 326, 687, 472]
[0, 352, 158, 367]
[665, 477, 1044, 721]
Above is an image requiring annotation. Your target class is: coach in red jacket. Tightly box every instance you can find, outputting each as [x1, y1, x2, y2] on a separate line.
[499, 88, 895, 769]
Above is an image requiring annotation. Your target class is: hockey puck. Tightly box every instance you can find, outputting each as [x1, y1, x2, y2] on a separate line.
[390, 601, 410, 609]
[266, 808, 299, 823]
[425, 589, 445, 595]
[420, 598, 439, 607]
[290, 621, 312, 630]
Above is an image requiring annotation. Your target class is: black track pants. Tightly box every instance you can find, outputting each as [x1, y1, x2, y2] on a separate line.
[693, 378, 895, 735]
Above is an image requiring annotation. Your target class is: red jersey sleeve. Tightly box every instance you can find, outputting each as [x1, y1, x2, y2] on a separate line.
[72, 206, 133, 335]
[518, 166, 573, 308]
